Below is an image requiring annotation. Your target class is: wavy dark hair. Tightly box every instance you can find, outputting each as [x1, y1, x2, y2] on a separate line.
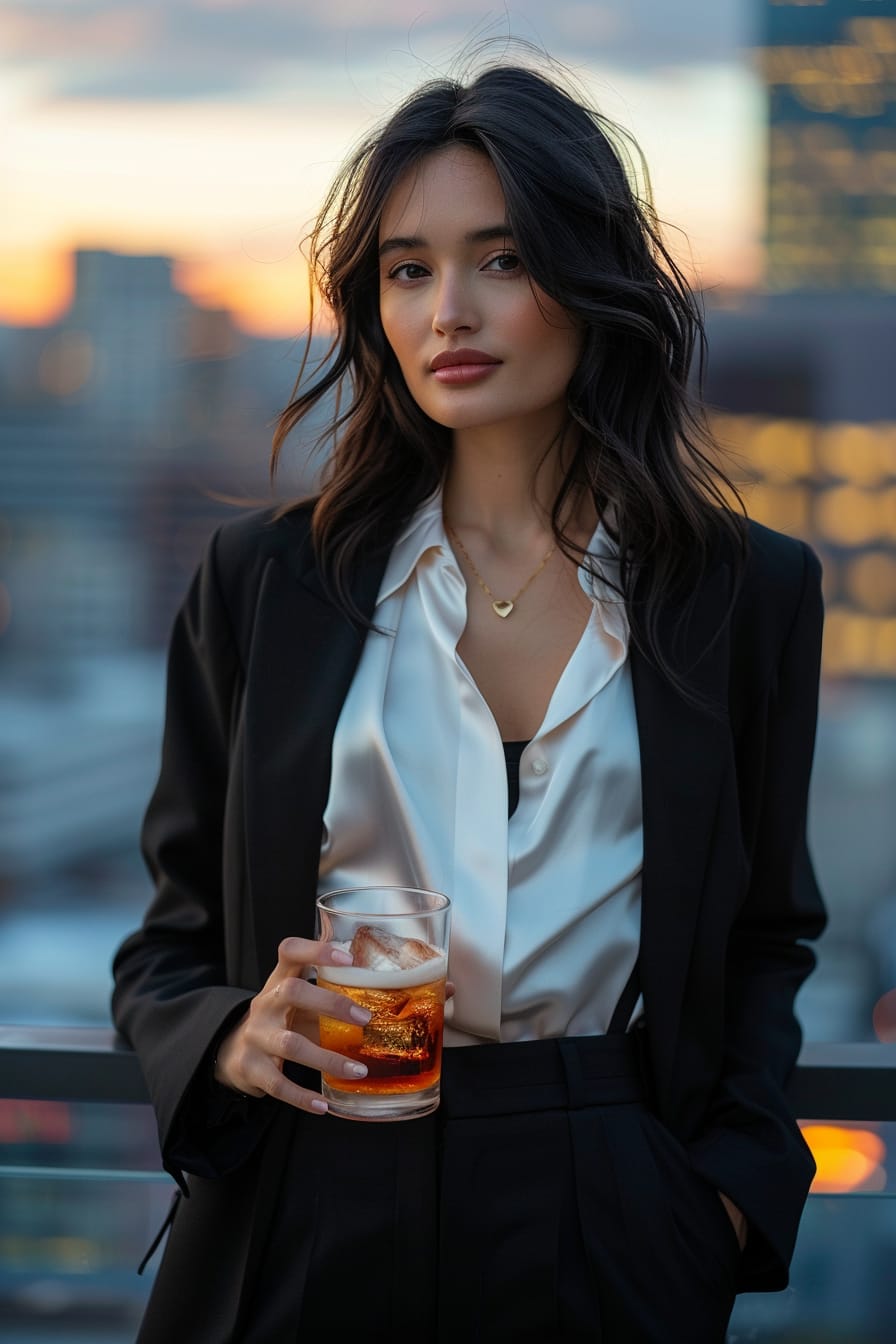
[271, 60, 746, 695]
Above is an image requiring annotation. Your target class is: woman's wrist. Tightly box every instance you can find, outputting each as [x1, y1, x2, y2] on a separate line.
[212, 1050, 251, 1099]
[210, 1012, 254, 1098]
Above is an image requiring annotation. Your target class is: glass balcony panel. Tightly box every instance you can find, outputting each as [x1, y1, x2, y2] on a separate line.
[0, 1100, 169, 1338]
[1, 1176, 171, 1341]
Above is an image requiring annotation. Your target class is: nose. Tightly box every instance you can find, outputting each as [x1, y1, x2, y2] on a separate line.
[431, 271, 480, 337]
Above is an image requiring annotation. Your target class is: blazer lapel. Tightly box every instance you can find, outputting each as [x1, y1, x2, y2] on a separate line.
[243, 533, 388, 982]
[631, 562, 733, 1098]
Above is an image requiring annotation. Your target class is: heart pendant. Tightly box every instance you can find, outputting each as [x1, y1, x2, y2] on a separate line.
[492, 600, 514, 619]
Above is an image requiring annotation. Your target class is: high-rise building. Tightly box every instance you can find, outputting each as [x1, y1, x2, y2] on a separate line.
[64, 249, 188, 439]
[761, 0, 896, 291]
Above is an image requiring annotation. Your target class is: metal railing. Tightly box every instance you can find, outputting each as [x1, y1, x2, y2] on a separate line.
[2, 1025, 896, 1119]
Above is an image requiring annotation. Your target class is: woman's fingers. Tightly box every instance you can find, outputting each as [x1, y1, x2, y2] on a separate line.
[220, 1025, 339, 1111]
[266, 972, 372, 1027]
[219, 971, 372, 1110]
[265, 1024, 368, 1081]
[216, 939, 379, 1113]
[249, 1060, 331, 1115]
[275, 936, 352, 974]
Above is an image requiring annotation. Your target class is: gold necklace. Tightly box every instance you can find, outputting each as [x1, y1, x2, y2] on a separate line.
[447, 524, 556, 619]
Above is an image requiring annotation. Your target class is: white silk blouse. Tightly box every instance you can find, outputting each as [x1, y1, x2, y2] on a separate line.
[316, 491, 644, 1046]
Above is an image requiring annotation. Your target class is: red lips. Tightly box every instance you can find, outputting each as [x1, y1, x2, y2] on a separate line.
[430, 347, 501, 371]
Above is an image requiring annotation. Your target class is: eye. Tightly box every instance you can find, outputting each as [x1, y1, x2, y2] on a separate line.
[483, 251, 522, 274]
[386, 261, 430, 282]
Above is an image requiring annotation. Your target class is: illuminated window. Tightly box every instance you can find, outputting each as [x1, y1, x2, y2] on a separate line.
[817, 424, 895, 485]
[822, 608, 896, 676]
[763, 8, 896, 290]
[845, 552, 896, 613]
[746, 484, 811, 534]
[751, 419, 814, 480]
[815, 486, 883, 546]
[871, 617, 896, 671]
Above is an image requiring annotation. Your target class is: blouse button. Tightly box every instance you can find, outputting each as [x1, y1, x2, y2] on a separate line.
[531, 757, 549, 776]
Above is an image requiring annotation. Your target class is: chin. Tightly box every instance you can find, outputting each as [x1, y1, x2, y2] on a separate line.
[415, 396, 520, 433]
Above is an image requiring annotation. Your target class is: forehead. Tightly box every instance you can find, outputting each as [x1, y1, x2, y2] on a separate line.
[378, 145, 507, 241]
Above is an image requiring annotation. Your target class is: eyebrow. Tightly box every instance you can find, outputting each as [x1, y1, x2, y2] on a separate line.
[378, 224, 513, 259]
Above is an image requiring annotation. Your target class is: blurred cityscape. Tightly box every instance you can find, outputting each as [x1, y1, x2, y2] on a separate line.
[0, 249, 329, 1025]
[4, 242, 895, 1036]
[1, 0, 896, 1335]
[1, 0, 895, 1046]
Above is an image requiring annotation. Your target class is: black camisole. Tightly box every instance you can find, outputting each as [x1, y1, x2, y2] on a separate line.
[502, 740, 529, 818]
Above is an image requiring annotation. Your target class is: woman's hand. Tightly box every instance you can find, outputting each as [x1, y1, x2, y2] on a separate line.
[718, 1192, 748, 1251]
[212, 937, 374, 1115]
[214, 937, 455, 1116]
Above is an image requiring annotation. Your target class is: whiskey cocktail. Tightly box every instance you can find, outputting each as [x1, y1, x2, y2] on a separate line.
[315, 887, 451, 1121]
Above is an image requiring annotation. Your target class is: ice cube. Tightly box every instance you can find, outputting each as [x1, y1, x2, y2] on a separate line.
[349, 924, 439, 971]
[359, 1005, 435, 1061]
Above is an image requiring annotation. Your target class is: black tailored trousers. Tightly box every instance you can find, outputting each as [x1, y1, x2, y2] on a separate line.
[241, 1032, 741, 1344]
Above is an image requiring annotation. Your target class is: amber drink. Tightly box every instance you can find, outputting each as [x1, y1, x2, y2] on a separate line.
[315, 887, 451, 1121]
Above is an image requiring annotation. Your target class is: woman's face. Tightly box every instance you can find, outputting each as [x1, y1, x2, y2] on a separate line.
[378, 146, 582, 440]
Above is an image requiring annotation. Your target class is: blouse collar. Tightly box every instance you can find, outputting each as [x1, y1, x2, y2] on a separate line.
[375, 487, 629, 653]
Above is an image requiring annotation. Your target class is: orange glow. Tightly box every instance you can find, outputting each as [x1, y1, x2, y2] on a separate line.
[0, 235, 752, 341]
[174, 254, 323, 340]
[0, 93, 359, 335]
[0, 245, 330, 340]
[0, 250, 73, 327]
[800, 1124, 887, 1194]
[0, 60, 761, 338]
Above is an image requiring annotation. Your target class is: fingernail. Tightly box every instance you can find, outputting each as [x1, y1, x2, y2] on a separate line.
[347, 1062, 368, 1078]
[350, 1005, 372, 1024]
[311, 1099, 328, 1114]
[330, 946, 353, 965]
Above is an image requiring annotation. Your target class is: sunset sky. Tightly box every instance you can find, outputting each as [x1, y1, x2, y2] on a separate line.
[1, 0, 766, 338]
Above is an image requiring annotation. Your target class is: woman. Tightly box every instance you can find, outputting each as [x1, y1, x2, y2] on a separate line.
[112, 60, 826, 1343]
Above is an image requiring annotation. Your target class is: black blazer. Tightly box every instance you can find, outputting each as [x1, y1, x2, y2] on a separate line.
[112, 504, 826, 1336]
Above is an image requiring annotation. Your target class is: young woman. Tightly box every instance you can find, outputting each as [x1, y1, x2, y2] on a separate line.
[112, 60, 826, 1343]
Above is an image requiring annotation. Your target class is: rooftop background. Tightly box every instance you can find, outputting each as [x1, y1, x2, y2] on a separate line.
[1, 1, 895, 1337]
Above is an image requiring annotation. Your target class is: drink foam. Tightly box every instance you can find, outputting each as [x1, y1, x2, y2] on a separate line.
[321, 951, 448, 990]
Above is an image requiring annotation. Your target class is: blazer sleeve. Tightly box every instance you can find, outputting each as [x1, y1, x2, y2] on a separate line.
[111, 525, 275, 1191]
[687, 538, 827, 1290]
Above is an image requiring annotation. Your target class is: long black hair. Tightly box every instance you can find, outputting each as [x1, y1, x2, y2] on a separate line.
[271, 60, 746, 696]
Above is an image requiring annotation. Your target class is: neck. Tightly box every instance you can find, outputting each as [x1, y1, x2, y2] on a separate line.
[442, 420, 594, 549]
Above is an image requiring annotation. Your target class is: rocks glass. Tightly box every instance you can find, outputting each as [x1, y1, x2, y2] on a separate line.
[315, 886, 451, 1121]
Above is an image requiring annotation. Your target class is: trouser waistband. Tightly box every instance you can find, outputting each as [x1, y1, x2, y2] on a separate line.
[439, 1030, 648, 1121]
